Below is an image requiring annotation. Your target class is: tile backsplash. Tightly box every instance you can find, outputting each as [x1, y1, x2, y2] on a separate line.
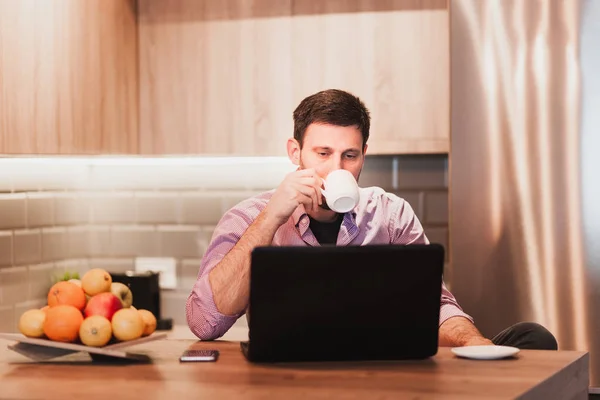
[0, 155, 448, 333]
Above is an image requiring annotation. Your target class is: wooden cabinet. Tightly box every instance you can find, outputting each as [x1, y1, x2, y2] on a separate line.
[138, 0, 449, 156]
[0, 0, 448, 156]
[0, 0, 138, 154]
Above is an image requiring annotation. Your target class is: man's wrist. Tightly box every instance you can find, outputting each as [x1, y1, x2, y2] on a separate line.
[260, 208, 287, 231]
[462, 336, 494, 347]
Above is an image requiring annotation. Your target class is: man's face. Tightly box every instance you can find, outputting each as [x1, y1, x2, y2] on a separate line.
[289, 123, 367, 210]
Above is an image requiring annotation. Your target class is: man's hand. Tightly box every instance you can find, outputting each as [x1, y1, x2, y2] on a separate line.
[208, 168, 323, 317]
[463, 336, 494, 346]
[264, 168, 323, 226]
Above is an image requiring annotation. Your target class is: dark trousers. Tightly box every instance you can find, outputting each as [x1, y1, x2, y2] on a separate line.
[491, 322, 558, 350]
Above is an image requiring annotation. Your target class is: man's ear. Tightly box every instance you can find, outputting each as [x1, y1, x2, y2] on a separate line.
[287, 138, 301, 166]
[363, 144, 368, 157]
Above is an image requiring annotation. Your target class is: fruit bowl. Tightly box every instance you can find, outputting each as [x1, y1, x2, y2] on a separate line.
[0, 332, 167, 362]
[11, 267, 164, 363]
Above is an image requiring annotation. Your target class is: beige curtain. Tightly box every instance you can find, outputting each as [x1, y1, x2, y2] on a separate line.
[450, 0, 593, 381]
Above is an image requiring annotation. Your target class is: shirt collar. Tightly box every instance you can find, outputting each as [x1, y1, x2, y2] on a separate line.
[292, 204, 357, 227]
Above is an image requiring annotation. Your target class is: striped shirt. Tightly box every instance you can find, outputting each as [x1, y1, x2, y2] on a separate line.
[186, 186, 473, 340]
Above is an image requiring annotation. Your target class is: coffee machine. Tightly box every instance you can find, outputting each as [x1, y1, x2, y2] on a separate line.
[111, 271, 173, 331]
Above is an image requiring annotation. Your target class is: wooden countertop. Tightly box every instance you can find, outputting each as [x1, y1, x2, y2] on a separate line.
[0, 338, 589, 399]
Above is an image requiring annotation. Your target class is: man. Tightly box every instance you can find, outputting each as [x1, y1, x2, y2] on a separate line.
[186, 89, 558, 350]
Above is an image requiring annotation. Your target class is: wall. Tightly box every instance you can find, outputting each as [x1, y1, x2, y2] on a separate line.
[0, 155, 448, 333]
[581, 0, 600, 390]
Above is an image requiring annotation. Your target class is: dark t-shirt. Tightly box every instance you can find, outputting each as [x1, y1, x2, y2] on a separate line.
[309, 214, 344, 245]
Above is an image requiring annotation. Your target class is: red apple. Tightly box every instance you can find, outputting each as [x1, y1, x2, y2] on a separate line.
[84, 292, 123, 321]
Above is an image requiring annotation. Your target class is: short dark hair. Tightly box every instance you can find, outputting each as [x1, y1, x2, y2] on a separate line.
[293, 89, 371, 149]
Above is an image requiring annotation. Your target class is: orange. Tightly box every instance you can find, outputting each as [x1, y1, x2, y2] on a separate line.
[79, 316, 112, 347]
[18, 309, 46, 338]
[137, 309, 157, 337]
[47, 281, 87, 311]
[43, 305, 84, 343]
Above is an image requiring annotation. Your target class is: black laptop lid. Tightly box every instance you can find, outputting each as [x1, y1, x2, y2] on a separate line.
[244, 244, 444, 362]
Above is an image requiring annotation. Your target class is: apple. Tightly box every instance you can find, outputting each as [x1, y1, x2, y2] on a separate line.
[84, 292, 123, 321]
[110, 282, 133, 308]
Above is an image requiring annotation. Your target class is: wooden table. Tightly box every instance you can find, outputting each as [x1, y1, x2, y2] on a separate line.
[0, 338, 589, 399]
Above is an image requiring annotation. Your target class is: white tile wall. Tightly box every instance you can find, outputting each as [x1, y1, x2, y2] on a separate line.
[0, 155, 448, 334]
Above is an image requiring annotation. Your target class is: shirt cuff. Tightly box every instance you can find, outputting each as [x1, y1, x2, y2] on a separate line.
[439, 304, 474, 326]
[186, 273, 242, 340]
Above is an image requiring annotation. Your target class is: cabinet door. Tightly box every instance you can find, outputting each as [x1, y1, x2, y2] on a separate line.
[138, 0, 449, 156]
[0, 0, 138, 154]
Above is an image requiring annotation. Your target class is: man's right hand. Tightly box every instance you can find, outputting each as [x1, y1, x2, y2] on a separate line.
[264, 168, 323, 226]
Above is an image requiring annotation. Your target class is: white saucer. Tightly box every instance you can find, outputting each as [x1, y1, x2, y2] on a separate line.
[451, 345, 520, 360]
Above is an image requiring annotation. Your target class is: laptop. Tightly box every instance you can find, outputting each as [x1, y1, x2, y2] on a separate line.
[240, 243, 444, 363]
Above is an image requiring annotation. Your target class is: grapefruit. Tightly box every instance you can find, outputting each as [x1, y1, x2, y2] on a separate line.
[79, 316, 112, 347]
[137, 309, 157, 337]
[111, 308, 144, 341]
[18, 309, 46, 338]
[81, 268, 112, 296]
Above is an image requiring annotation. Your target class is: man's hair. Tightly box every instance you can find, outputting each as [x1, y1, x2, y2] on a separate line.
[292, 89, 371, 149]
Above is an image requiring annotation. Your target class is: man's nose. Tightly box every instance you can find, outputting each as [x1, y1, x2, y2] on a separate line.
[331, 157, 343, 170]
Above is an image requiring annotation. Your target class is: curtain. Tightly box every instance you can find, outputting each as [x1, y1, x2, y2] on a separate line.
[450, 0, 597, 384]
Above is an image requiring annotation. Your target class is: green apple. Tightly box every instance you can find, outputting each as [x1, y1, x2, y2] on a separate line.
[110, 282, 133, 308]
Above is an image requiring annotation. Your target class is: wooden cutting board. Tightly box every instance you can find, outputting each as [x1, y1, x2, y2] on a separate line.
[0, 332, 167, 362]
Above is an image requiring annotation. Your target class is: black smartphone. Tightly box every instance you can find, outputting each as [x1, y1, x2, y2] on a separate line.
[179, 349, 219, 362]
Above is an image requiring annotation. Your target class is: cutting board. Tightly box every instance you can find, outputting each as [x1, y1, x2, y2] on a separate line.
[0, 332, 167, 362]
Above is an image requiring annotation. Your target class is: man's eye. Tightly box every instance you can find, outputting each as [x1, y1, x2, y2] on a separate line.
[346, 154, 357, 159]
[318, 152, 328, 156]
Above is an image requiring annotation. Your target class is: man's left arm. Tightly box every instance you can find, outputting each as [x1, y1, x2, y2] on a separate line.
[390, 196, 492, 347]
[438, 316, 492, 347]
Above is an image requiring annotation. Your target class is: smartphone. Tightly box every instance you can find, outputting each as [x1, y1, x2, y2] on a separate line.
[179, 349, 219, 362]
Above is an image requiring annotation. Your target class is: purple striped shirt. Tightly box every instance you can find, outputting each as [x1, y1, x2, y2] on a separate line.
[186, 186, 473, 340]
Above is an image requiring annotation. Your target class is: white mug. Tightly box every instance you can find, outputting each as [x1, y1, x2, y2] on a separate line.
[321, 169, 360, 213]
